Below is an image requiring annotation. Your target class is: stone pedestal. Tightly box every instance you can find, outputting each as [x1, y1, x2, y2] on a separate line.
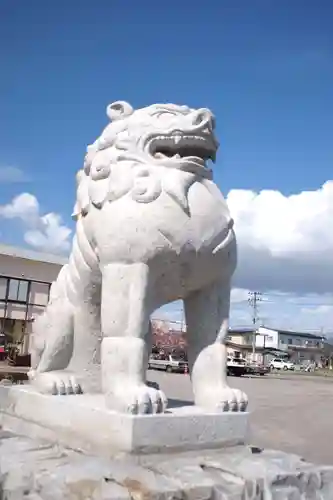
[1, 384, 333, 499]
[0, 385, 248, 456]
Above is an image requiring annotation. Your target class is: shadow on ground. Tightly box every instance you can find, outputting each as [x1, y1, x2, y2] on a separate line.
[168, 398, 193, 408]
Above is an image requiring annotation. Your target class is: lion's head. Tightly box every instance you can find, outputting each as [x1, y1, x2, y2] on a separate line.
[73, 101, 220, 219]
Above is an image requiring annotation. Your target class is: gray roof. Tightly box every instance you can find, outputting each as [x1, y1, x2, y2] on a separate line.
[0, 244, 68, 266]
[229, 327, 255, 334]
[264, 326, 324, 340]
[229, 325, 324, 340]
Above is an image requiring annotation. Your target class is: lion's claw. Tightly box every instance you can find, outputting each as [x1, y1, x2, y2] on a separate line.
[28, 370, 82, 395]
[109, 384, 168, 414]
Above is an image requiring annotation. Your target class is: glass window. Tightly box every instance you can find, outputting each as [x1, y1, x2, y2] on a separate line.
[288, 338, 293, 345]
[29, 281, 49, 306]
[0, 278, 7, 300]
[8, 279, 19, 300]
[8, 279, 29, 302]
[170, 355, 184, 362]
[18, 281, 29, 302]
[1, 318, 15, 335]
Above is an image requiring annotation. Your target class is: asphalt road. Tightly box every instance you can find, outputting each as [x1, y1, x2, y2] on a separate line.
[147, 370, 333, 465]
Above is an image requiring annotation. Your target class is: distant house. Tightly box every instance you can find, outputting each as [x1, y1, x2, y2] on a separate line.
[227, 326, 326, 365]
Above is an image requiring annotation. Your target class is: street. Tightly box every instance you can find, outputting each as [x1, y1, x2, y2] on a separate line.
[147, 370, 333, 465]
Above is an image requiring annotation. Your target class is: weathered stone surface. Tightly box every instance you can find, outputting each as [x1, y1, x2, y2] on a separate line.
[1, 430, 333, 499]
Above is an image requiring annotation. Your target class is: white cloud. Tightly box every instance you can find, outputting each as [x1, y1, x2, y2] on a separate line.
[228, 181, 333, 295]
[0, 193, 39, 223]
[300, 304, 333, 316]
[231, 288, 251, 304]
[228, 181, 333, 257]
[152, 301, 184, 325]
[0, 193, 72, 254]
[0, 166, 29, 183]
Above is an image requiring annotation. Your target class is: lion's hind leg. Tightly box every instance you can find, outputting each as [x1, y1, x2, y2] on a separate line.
[28, 262, 83, 395]
[27, 299, 81, 394]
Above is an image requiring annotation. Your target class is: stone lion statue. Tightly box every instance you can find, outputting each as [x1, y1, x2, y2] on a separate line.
[28, 101, 248, 414]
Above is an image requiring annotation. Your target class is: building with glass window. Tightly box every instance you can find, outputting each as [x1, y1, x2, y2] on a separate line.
[0, 244, 65, 354]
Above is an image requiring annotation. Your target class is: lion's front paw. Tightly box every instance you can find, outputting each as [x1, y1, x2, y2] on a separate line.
[216, 387, 248, 412]
[29, 370, 82, 396]
[196, 386, 248, 412]
[107, 384, 168, 414]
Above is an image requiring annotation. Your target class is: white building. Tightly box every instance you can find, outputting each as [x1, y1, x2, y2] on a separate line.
[227, 326, 326, 365]
[255, 326, 324, 350]
[0, 244, 65, 353]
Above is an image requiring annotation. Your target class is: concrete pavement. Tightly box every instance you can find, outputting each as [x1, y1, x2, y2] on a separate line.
[147, 370, 333, 465]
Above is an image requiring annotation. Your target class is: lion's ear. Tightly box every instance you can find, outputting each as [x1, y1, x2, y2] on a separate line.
[106, 101, 134, 121]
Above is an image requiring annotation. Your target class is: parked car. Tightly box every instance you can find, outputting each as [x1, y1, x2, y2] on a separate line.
[148, 353, 188, 373]
[227, 357, 247, 377]
[269, 358, 295, 371]
[246, 362, 270, 376]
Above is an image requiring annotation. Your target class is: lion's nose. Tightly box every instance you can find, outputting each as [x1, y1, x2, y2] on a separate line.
[191, 108, 215, 130]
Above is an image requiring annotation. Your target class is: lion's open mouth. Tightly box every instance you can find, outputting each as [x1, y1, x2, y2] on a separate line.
[148, 134, 216, 165]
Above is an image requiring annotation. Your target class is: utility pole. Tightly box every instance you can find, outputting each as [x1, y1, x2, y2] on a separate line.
[180, 309, 185, 333]
[248, 291, 262, 360]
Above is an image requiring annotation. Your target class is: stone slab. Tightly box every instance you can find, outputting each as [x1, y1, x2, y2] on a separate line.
[0, 384, 249, 456]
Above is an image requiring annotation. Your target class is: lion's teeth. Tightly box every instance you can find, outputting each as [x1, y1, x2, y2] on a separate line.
[173, 154, 181, 159]
[154, 152, 166, 159]
[174, 135, 181, 145]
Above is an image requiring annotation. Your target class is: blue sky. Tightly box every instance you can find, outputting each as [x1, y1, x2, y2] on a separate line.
[1, 0, 333, 219]
[1, 1, 333, 331]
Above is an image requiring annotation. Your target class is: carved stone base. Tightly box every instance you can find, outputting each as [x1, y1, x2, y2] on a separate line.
[0, 385, 249, 456]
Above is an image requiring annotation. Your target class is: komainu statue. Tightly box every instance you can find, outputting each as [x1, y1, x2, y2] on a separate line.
[28, 101, 248, 415]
